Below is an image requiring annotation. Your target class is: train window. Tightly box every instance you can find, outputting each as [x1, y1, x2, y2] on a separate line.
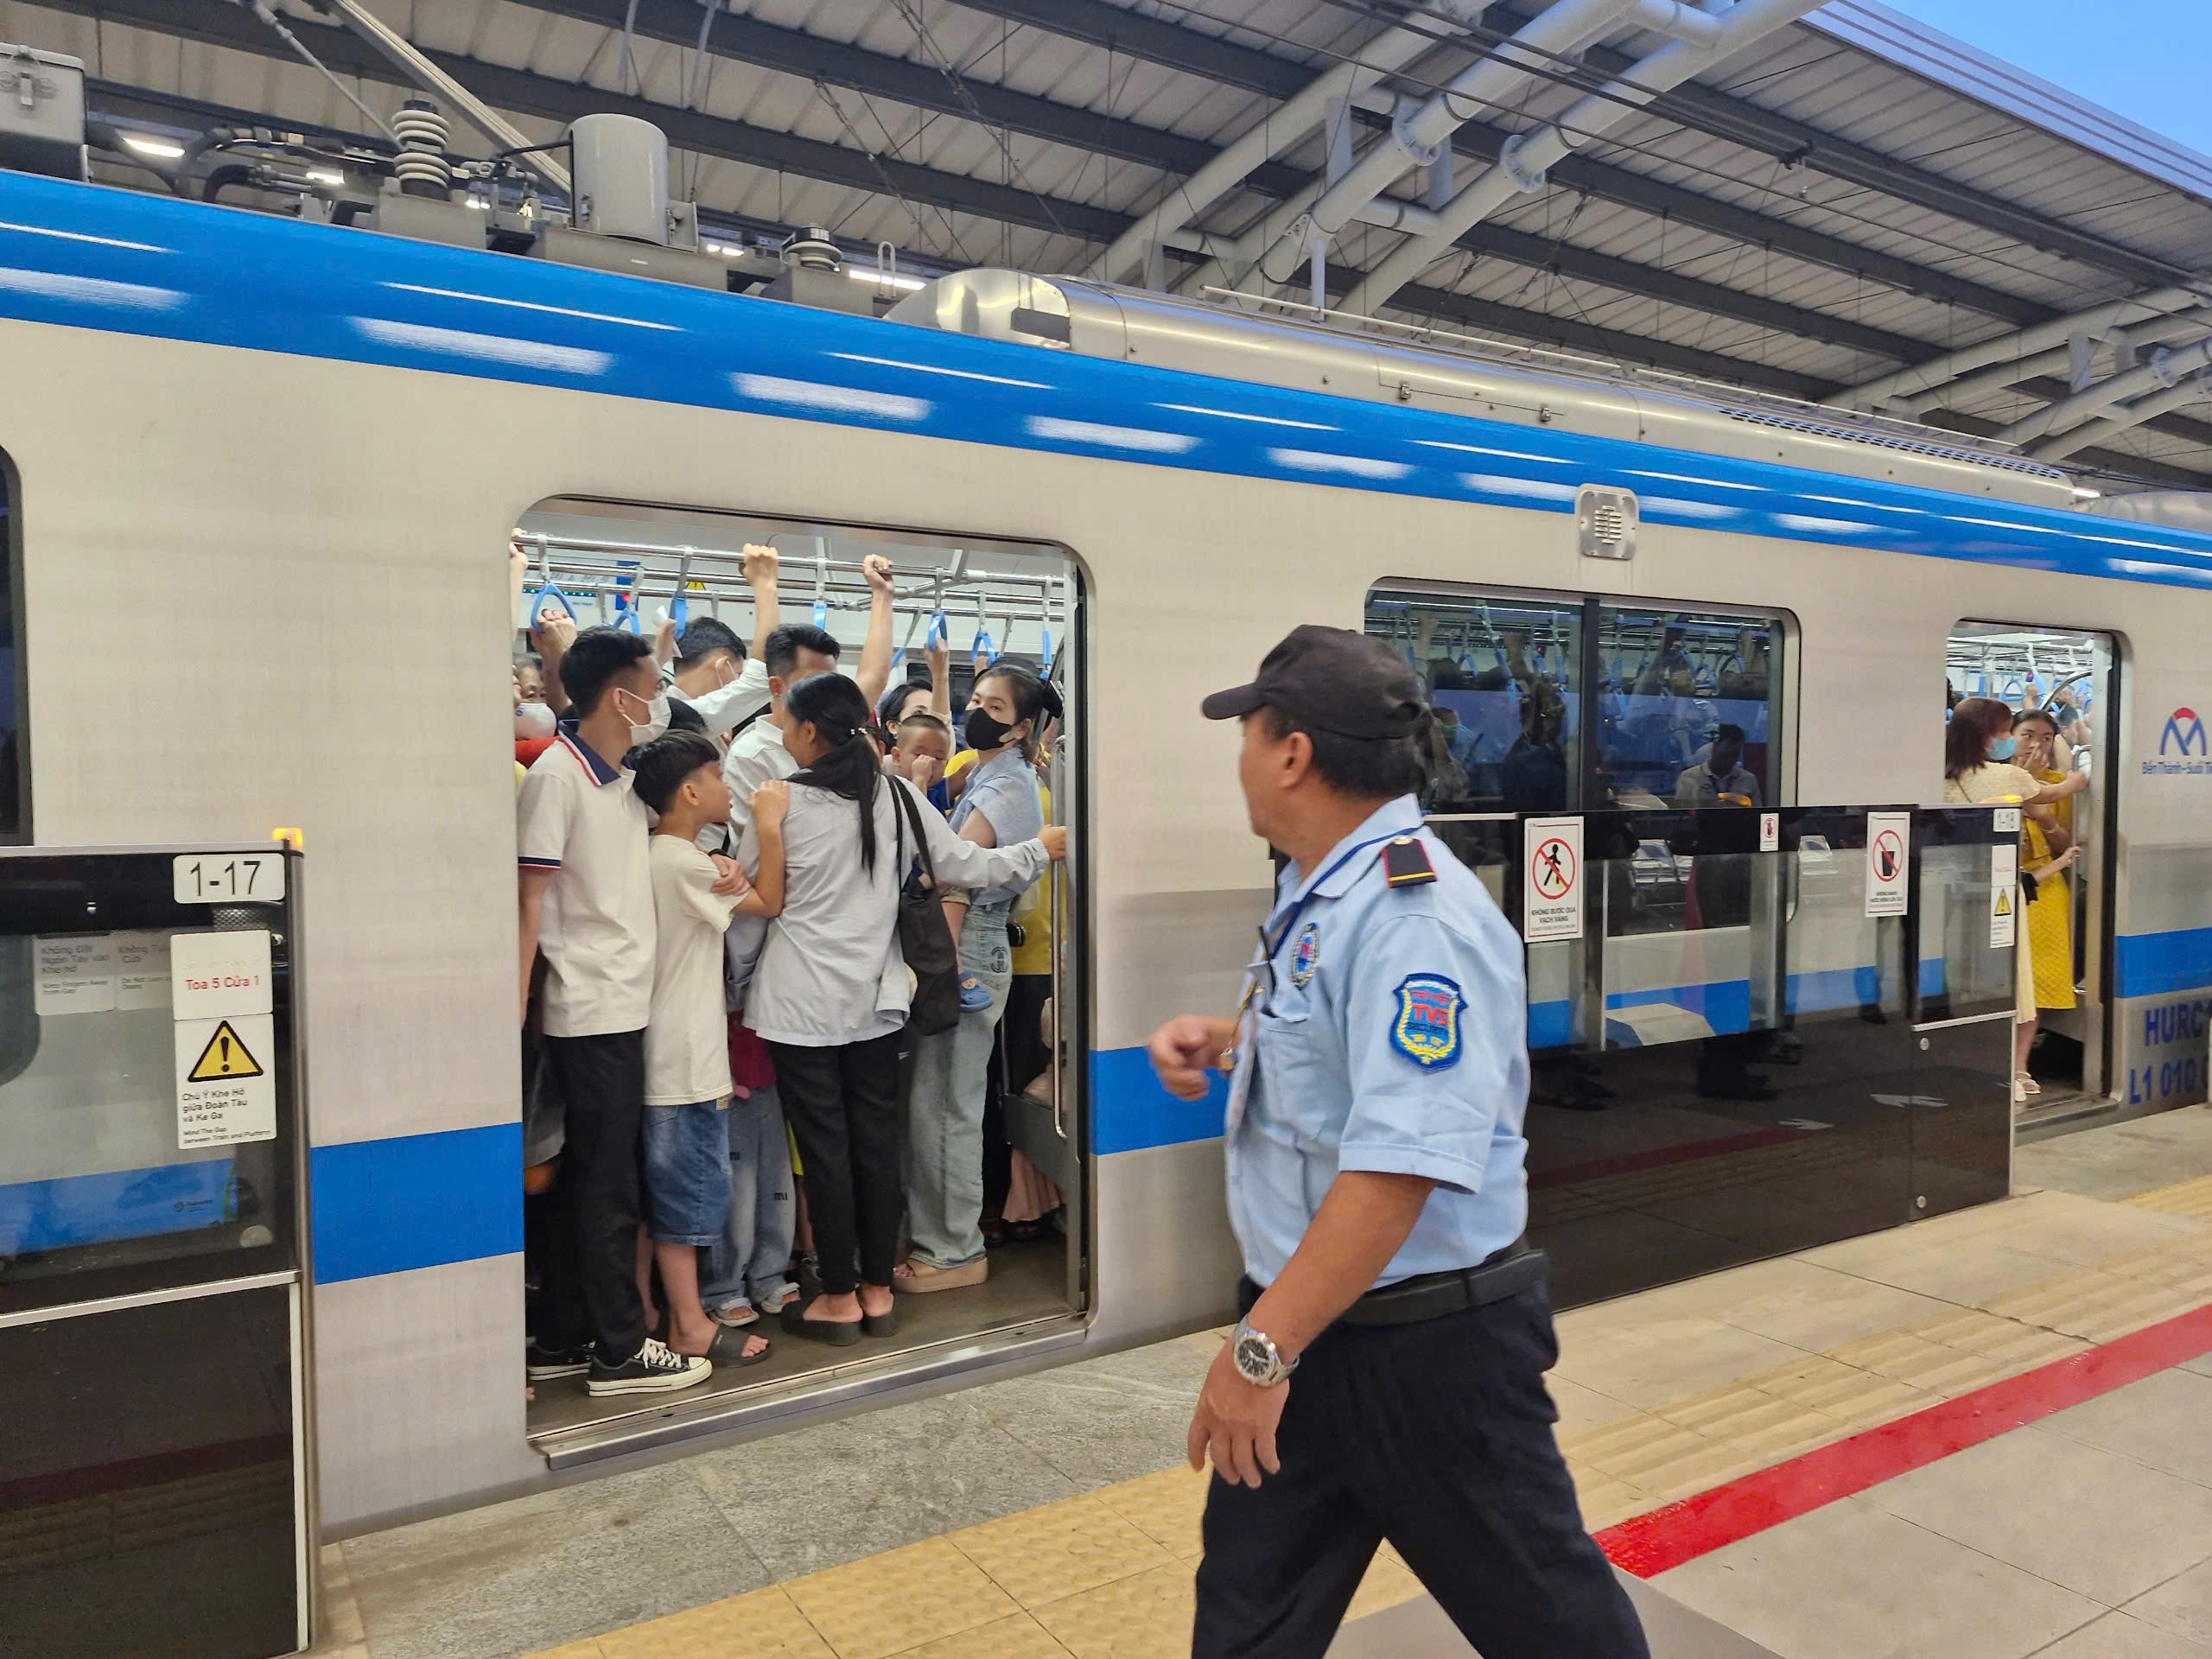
[1, 448, 21, 842]
[1369, 589, 1583, 814]
[1597, 607, 1781, 809]
[1367, 588, 1788, 812]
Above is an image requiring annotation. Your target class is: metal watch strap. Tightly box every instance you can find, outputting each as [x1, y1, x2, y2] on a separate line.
[1230, 1319, 1298, 1387]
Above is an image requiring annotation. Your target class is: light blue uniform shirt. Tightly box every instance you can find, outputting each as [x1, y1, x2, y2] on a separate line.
[950, 745, 1045, 906]
[1225, 796, 1531, 1290]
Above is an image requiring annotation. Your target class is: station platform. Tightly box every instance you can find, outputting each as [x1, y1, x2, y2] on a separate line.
[309, 1105, 2212, 1659]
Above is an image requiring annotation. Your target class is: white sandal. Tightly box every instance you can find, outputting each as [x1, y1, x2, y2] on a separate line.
[2015, 1073, 2042, 1096]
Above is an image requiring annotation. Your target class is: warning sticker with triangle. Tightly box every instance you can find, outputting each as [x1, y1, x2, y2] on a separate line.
[187, 1019, 264, 1082]
[175, 1013, 276, 1149]
[1993, 889, 2012, 917]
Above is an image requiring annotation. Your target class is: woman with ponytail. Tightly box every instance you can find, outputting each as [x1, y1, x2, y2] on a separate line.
[900, 664, 1065, 1294]
[741, 671, 1065, 1343]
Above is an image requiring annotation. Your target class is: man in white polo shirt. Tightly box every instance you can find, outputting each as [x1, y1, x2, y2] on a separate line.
[518, 626, 739, 1397]
[666, 543, 781, 746]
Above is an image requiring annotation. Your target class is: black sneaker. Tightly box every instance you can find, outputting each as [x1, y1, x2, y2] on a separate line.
[525, 1340, 593, 1380]
[586, 1338, 712, 1397]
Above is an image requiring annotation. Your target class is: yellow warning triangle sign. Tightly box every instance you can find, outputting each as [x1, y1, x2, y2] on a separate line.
[188, 1020, 264, 1082]
[1994, 889, 2012, 917]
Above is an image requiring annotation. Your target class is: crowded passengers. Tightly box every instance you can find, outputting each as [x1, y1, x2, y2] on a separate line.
[511, 543, 1068, 1395]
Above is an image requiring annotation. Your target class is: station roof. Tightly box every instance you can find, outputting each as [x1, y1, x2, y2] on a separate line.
[17, 0, 2212, 488]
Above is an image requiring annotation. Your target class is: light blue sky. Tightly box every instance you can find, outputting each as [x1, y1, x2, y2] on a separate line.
[1887, 1, 2212, 158]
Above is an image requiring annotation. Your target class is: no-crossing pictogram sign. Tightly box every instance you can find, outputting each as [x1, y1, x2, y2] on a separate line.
[1523, 817, 1585, 944]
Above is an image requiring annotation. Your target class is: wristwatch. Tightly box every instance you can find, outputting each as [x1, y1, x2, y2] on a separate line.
[1229, 1320, 1299, 1388]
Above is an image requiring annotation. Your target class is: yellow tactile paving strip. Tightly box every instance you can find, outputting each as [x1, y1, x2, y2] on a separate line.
[500, 1179, 2212, 1659]
[2130, 1171, 2212, 1223]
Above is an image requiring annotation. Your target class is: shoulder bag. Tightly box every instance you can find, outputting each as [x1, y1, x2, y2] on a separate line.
[891, 779, 962, 1036]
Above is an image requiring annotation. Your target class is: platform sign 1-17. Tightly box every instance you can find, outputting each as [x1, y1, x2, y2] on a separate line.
[174, 852, 284, 904]
[1522, 817, 1585, 944]
[1864, 811, 1910, 918]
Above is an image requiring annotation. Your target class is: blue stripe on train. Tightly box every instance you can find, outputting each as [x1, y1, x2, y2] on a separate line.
[5, 174, 2212, 589]
[2117, 926, 2212, 999]
[310, 1124, 521, 1284]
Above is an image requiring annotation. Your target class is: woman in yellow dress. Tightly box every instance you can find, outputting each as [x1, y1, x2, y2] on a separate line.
[2012, 709, 2082, 1090]
[1945, 698, 2083, 1098]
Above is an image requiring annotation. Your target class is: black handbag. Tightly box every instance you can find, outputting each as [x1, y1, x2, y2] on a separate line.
[892, 779, 962, 1036]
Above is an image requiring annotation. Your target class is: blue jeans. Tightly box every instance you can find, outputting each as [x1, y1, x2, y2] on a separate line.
[700, 1084, 798, 1313]
[640, 1101, 732, 1248]
[904, 899, 1014, 1270]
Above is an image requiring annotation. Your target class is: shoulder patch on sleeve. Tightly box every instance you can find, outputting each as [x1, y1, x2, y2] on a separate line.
[1390, 973, 1465, 1070]
[1382, 836, 1436, 887]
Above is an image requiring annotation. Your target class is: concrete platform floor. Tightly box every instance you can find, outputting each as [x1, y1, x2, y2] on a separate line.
[309, 1105, 2212, 1659]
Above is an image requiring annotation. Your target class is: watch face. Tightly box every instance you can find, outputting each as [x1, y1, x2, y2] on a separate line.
[1235, 1332, 1273, 1380]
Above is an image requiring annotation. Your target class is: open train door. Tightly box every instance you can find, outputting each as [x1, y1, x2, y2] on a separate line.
[1946, 621, 2119, 1128]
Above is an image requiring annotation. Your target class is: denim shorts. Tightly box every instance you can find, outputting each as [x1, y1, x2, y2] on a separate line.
[641, 1100, 734, 1246]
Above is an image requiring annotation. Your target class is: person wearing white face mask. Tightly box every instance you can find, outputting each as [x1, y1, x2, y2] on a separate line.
[664, 544, 782, 741]
[518, 626, 747, 1396]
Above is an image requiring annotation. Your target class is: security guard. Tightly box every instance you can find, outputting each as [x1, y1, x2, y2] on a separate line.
[1149, 626, 1649, 1659]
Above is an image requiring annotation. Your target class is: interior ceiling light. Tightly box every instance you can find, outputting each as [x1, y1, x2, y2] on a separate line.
[305, 168, 344, 186]
[122, 135, 187, 159]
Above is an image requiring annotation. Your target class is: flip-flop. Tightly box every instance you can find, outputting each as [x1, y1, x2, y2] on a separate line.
[780, 1302, 861, 1345]
[707, 1327, 772, 1367]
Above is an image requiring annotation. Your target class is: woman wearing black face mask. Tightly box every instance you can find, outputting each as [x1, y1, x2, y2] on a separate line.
[899, 664, 1062, 1294]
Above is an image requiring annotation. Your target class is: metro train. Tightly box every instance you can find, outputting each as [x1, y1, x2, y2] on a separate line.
[4, 165, 2212, 1535]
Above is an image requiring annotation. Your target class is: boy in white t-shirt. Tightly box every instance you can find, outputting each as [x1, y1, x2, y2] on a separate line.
[630, 732, 788, 1366]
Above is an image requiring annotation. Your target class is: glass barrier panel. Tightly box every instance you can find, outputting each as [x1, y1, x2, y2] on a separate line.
[1915, 808, 2017, 1026]
[0, 854, 297, 1316]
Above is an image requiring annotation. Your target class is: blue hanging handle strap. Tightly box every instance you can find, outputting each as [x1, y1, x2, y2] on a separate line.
[1039, 622, 1054, 674]
[813, 594, 829, 628]
[668, 594, 689, 633]
[529, 581, 576, 626]
[973, 620, 996, 665]
[928, 609, 948, 652]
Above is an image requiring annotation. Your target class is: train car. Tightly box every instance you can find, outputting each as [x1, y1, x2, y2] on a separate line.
[2, 167, 2209, 1535]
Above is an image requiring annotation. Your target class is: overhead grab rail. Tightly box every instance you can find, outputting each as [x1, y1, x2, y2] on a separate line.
[514, 531, 1058, 593]
[523, 554, 1065, 633]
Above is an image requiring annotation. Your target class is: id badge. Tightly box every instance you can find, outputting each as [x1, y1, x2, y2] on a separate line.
[1223, 1008, 1256, 1137]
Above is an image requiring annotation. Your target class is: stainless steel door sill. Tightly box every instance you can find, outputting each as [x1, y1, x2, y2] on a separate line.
[531, 1310, 1087, 1470]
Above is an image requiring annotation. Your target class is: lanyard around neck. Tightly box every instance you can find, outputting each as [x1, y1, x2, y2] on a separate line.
[1264, 826, 1425, 957]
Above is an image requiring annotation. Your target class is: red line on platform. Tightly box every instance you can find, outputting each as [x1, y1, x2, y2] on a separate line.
[1595, 1300, 2212, 1580]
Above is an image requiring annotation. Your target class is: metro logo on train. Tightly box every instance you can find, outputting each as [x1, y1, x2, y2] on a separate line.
[2141, 703, 2212, 779]
[2147, 709, 2212, 777]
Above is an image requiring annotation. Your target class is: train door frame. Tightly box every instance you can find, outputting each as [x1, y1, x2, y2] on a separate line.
[0, 443, 26, 845]
[505, 497, 1096, 1458]
[1947, 619, 2121, 1117]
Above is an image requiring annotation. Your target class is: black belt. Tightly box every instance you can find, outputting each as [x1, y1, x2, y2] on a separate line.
[1238, 1241, 1548, 1330]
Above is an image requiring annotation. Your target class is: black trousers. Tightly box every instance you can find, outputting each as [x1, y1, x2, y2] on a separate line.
[1193, 1284, 1649, 1659]
[768, 1031, 905, 1294]
[538, 1030, 649, 1363]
